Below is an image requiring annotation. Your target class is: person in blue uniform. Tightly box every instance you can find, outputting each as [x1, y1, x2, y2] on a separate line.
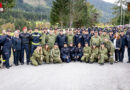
[126, 29, 130, 63]
[56, 30, 67, 50]
[19, 27, 31, 65]
[68, 43, 75, 61]
[12, 31, 22, 66]
[61, 43, 70, 63]
[31, 28, 42, 55]
[73, 43, 83, 61]
[0, 29, 12, 69]
[119, 30, 126, 62]
[74, 29, 83, 47]
[109, 30, 114, 42]
[82, 29, 91, 46]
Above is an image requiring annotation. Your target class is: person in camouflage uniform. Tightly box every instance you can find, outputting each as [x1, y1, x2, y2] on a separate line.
[104, 38, 115, 64]
[67, 29, 74, 45]
[90, 30, 101, 47]
[30, 46, 43, 66]
[98, 42, 108, 65]
[41, 29, 46, 46]
[81, 42, 91, 63]
[101, 30, 110, 42]
[43, 43, 51, 64]
[46, 29, 56, 49]
[90, 44, 99, 63]
[50, 43, 62, 63]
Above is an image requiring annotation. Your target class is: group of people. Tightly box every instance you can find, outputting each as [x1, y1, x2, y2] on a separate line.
[0, 26, 130, 69]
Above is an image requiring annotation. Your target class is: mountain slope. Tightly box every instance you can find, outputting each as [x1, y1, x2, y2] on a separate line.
[15, 0, 114, 23]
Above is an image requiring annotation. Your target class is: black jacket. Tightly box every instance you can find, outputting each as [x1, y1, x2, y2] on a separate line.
[61, 47, 70, 57]
[12, 37, 22, 51]
[120, 35, 126, 48]
[114, 38, 122, 49]
[74, 47, 83, 57]
[56, 34, 67, 48]
[126, 30, 130, 48]
[19, 33, 31, 45]
[82, 34, 91, 46]
[74, 34, 83, 46]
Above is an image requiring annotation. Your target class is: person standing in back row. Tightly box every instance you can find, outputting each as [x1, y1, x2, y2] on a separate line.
[20, 27, 31, 65]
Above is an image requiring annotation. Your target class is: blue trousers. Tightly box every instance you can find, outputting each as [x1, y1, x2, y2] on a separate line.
[62, 55, 71, 63]
[2, 48, 11, 68]
[119, 47, 125, 62]
[31, 45, 38, 56]
[21, 44, 30, 64]
[13, 50, 21, 65]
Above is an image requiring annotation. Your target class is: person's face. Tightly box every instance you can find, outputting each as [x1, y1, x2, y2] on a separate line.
[35, 29, 38, 32]
[78, 43, 81, 47]
[93, 45, 96, 48]
[105, 38, 108, 42]
[78, 30, 80, 34]
[110, 32, 113, 35]
[85, 44, 88, 47]
[45, 45, 49, 48]
[15, 32, 19, 37]
[101, 44, 104, 48]
[103, 32, 106, 35]
[69, 31, 73, 34]
[7, 32, 11, 36]
[91, 30, 94, 34]
[64, 44, 67, 47]
[99, 31, 102, 34]
[115, 33, 119, 38]
[50, 30, 53, 34]
[70, 43, 73, 47]
[2, 30, 6, 35]
[23, 29, 27, 33]
[54, 45, 58, 49]
[60, 31, 63, 35]
[86, 31, 88, 34]
[95, 32, 98, 36]
[120, 32, 124, 35]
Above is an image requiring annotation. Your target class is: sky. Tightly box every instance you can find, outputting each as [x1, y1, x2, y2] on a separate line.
[103, 0, 117, 3]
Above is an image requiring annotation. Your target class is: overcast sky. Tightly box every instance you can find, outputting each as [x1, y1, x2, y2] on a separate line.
[103, 0, 117, 3]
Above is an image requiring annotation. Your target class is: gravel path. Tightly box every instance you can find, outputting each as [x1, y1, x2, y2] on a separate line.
[0, 48, 130, 90]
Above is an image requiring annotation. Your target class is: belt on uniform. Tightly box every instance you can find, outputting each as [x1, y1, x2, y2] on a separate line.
[32, 42, 40, 45]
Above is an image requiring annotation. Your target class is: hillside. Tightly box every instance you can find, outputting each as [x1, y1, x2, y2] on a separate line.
[14, 0, 114, 23]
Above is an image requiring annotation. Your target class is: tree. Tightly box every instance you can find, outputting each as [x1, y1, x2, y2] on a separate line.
[50, 0, 99, 28]
[50, 0, 69, 28]
[112, 0, 130, 25]
[1, 0, 15, 10]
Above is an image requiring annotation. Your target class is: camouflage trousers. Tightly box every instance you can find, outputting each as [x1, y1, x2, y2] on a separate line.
[98, 54, 108, 64]
[81, 54, 90, 62]
[51, 57, 62, 63]
[90, 53, 98, 63]
[30, 57, 43, 66]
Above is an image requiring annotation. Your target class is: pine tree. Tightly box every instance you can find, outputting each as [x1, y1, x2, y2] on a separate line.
[50, 0, 69, 28]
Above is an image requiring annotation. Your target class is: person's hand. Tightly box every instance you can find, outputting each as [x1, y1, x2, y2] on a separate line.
[14, 49, 16, 52]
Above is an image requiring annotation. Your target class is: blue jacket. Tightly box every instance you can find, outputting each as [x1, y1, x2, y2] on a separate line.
[0, 35, 12, 58]
[61, 47, 70, 57]
[74, 34, 83, 46]
[12, 37, 22, 51]
[31, 32, 42, 45]
[82, 34, 91, 46]
[120, 35, 126, 49]
[74, 47, 83, 57]
[56, 34, 67, 48]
